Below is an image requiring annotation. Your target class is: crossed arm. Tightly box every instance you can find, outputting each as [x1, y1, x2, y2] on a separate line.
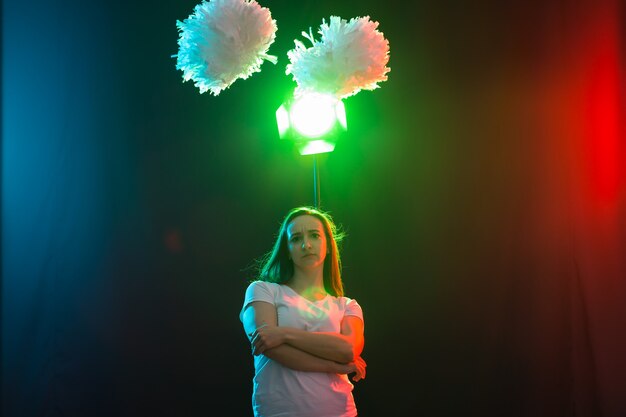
[241, 301, 366, 381]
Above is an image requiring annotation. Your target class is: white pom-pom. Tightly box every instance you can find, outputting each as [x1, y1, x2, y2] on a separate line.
[286, 16, 390, 99]
[175, 0, 278, 95]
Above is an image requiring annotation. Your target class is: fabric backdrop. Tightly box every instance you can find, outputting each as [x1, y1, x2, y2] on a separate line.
[2, 0, 624, 416]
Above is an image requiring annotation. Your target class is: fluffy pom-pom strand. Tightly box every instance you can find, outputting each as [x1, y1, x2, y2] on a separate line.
[286, 16, 390, 99]
[174, 0, 278, 95]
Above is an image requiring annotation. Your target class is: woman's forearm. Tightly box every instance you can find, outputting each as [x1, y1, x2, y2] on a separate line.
[264, 344, 349, 373]
[282, 328, 354, 363]
[247, 311, 363, 364]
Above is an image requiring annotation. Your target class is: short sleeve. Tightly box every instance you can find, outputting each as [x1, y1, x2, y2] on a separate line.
[344, 298, 364, 321]
[239, 281, 276, 322]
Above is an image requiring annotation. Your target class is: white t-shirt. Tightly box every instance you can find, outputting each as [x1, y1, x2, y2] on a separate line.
[240, 281, 364, 417]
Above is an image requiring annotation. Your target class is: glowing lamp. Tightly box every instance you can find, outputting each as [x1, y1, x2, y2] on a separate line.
[276, 93, 347, 155]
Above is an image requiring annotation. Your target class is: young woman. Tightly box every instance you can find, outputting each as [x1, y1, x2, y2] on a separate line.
[240, 207, 366, 417]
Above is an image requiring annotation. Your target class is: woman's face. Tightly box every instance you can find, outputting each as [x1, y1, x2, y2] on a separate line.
[286, 215, 328, 270]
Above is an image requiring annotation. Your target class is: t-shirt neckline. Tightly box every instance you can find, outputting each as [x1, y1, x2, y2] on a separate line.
[281, 283, 330, 303]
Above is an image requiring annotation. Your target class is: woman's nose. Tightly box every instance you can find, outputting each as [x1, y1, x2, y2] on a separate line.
[302, 238, 311, 249]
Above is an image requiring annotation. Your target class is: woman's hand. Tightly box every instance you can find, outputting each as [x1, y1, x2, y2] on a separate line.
[250, 324, 286, 355]
[350, 356, 367, 382]
[334, 356, 367, 382]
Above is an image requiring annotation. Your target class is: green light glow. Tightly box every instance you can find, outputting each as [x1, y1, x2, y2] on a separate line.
[299, 140, 336, 155]
[275, 93, 347, 155]
[276, 105, 289, 137]
[289, 94, 338, 138]
[335, 100, 347, 130]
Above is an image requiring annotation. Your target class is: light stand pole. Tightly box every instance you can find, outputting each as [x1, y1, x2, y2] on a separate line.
[313, 155, 321, 208]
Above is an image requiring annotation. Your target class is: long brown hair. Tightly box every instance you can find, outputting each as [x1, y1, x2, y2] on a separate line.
[257, 207, 346, 296]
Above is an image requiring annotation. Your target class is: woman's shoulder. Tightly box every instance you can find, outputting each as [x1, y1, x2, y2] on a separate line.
[243, 280, 285, 305]
[333, 295, 363, 315]
[245, 280, 283, 293]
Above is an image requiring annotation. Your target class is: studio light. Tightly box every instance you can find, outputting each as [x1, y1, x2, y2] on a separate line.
[276, 93, 347, 156]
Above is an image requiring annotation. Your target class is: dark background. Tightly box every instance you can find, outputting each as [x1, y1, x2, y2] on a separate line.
[3, 0, 625, 416]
